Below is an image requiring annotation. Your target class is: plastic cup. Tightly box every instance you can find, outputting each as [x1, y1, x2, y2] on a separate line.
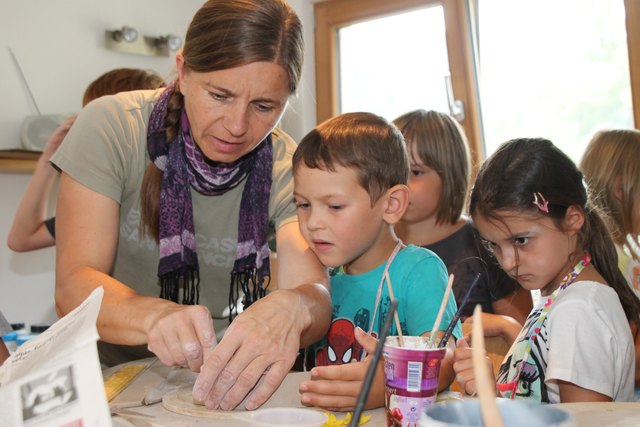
[383, 336, 446, 427]
[419, 399, 575, 427]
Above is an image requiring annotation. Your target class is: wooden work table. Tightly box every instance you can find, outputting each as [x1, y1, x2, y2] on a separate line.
[105, 358, 640, 426]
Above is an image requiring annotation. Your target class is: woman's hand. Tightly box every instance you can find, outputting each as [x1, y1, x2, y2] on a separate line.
[192, 284, 329, 411]
[145, 303, 217, 373]
[189, 221, 331, 411]
[299, 327, 383, 411]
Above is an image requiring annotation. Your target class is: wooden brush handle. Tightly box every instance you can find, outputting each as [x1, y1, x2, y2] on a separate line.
[472, 304, 504, 427]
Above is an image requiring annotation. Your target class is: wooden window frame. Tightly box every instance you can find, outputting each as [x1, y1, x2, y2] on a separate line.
[314, 0, 483, 167]
[625, 0, 640, 128]
[315, 0, 640, 169]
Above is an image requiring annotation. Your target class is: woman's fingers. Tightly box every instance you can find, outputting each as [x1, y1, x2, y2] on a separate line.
[193, 294, 301, 410]
[146, 305, 215, 372]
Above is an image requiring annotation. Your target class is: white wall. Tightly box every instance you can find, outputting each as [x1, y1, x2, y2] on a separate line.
[0, 0, 317, 329]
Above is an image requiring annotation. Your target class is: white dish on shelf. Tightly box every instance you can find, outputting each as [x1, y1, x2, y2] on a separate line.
[20, 114, 70, 152]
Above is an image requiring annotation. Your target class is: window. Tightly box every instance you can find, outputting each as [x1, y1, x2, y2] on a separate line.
[477, 0, 634, 162]
[315, 0, 640, 163]
[338, 6, 450, 119]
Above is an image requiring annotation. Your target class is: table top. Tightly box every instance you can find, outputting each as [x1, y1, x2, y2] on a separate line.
[104, 358, 640, 427]
[105, 358, 383, 426]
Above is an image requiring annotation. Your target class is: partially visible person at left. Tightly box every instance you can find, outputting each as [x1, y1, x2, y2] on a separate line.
[7, 68, 166, 252]
[293, 112, 461, 411]
[0, 311, 11, 366]
[50, 0, 330, 411]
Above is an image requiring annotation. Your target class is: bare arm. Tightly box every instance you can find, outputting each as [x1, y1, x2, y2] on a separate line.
[193, 220, 331, 411]
[55, 173, 215, 371]
[7, 116, 76, 252]
[491, 287, 533, 326]
[557, 380, 612, 402]
[272, 221, 332, 346]
[463, 312, 523, 345]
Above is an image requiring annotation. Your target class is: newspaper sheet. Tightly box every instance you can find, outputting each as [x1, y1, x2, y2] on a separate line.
[0, 287, 111, 427]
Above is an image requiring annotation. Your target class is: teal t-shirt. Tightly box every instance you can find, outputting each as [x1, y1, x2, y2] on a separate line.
[312, 244, 462, 366]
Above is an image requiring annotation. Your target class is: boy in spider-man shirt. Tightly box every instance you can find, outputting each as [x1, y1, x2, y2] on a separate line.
[292, 112, 462, 411]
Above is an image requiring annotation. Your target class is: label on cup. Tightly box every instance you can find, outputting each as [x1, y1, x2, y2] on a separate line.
[383, 336, 445, 427]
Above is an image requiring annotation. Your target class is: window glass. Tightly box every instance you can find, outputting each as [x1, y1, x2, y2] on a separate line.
[477, 0, 633, 162]
[338, 6, 450, 121]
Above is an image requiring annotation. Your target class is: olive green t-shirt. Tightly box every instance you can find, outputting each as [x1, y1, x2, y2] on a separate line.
[52, 89, 298, 365]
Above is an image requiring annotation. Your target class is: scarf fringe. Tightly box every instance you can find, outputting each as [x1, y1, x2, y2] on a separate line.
[228, 269, 271, 323]
[159, 269, 200, 305]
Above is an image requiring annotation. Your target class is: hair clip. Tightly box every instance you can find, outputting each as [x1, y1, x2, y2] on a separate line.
[533, 192, 549, 213]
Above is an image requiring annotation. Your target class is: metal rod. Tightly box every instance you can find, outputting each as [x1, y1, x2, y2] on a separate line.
[8, 47, 41, 115]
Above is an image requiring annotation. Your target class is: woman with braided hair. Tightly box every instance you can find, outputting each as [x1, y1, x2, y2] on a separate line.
[51, 0, 330, 411]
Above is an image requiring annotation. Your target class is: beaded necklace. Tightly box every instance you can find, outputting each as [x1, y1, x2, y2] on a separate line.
[504, 251, 592, 399]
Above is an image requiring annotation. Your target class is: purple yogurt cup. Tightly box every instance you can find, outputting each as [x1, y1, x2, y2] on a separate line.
[383, 336, 446, 427]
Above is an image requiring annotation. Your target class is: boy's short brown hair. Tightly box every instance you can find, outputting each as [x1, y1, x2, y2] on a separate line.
[293, 112, 409, 204]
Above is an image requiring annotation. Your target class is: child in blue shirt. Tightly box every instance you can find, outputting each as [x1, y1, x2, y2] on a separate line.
[292, 112, 462, 411]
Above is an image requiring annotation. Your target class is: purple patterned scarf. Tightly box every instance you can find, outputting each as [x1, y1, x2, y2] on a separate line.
[147, 82, 272, 319]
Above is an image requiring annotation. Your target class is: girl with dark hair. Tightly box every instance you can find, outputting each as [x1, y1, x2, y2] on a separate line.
[50, 0, 330, 411]
[453, 138, 640, 403]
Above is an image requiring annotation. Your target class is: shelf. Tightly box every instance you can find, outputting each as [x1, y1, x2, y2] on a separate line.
[0, 149, 40, 173]
[0, 158, 37, 173]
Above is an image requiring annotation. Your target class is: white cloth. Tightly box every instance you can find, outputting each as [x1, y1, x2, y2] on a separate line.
[545, 281, 635, 402]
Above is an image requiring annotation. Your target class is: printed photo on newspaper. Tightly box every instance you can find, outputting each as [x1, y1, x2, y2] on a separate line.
[0, 287, 111, 427]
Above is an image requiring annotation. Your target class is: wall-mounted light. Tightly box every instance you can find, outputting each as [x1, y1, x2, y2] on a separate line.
[108, 25, 138, 43]
[105, 26, 182, 57]
[153, 34, 183, 53]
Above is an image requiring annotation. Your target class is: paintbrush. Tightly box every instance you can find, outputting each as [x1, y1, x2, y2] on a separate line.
[427, 273, 454, 348]
[384, 270, 404, 347]
[437, 272, 481, 348]
[472, 304, 504, 427]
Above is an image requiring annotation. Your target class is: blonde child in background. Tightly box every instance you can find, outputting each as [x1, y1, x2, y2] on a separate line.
[393, 110, 532, 331]
[580, 128, 640, 393]
[454, 138, 640, 403]
[293, 112, 461, 411]
[7, 68, 165, 252]
[580, 129, 640, 296]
